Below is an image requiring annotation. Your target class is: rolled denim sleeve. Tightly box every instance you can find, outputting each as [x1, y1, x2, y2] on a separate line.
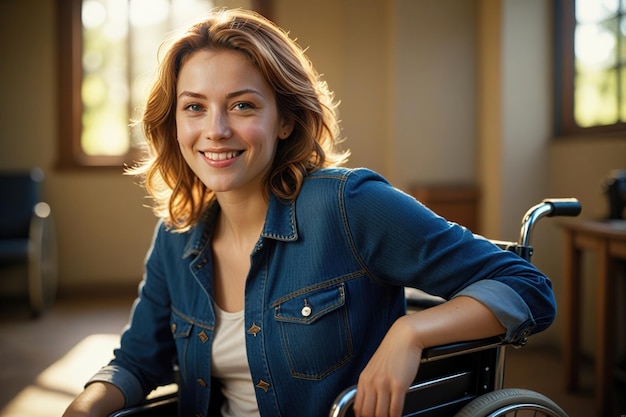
[86, 365, 146, 406]
[454, 280, 536, 344]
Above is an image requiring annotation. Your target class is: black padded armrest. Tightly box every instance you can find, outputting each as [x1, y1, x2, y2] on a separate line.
[108, 393, 178, 417]
[421, 336, 504, 362]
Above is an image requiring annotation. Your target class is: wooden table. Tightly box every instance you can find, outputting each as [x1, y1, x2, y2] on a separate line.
[560, 220, 626, 417]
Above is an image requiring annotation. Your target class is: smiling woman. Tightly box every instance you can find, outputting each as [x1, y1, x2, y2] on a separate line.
[61, 8, 559, 417]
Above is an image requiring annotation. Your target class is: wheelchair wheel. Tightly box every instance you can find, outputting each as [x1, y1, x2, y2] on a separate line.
[454, 388, 568, 417]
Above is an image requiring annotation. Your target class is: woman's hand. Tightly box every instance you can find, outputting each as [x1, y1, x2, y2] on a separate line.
[352, 315, 423, 417]
[352, 296, 506, 417]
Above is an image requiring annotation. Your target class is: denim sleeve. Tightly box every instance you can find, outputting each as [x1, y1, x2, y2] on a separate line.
[85, 220, 177, 405]
[86, 365, 146, 406]
[341, 168, 556, 344]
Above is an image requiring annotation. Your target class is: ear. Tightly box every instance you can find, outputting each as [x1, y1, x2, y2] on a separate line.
[278, 118, 295, 140]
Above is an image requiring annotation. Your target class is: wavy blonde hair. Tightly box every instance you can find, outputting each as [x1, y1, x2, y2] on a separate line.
[127, 8, 349, 232]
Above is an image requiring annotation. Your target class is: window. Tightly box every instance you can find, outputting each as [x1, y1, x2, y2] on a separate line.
[57, 0, 270, 169]
[555, 0, 626, 136]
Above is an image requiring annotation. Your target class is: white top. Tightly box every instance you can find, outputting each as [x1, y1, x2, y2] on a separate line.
[211, 304, 260, 417]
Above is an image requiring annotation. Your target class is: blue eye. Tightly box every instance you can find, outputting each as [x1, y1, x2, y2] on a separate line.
[234, 102, 254, 110]
[186, 104, 203, 112]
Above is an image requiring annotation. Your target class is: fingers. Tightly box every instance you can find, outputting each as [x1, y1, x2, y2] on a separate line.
[352, 315, 422, 417]
[389, 389, 404, 417]
[353, 375, 405, 417]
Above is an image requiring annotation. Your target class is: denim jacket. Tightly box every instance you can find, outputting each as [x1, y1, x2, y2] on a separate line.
[89, 168, 556, 417]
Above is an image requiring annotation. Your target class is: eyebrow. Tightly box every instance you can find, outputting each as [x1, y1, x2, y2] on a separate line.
[177, 89, 264, 100]
[177, 91, 205, 100]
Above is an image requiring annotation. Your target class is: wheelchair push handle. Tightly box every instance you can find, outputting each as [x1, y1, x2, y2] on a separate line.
[543, 198, 582, 217]
[518, 198, 581, 247]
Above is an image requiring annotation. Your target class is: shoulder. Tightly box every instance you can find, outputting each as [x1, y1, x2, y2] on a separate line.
[307, 166, 385, 180]
[298, 167, 415, 213]
[304, 167, 391, 190]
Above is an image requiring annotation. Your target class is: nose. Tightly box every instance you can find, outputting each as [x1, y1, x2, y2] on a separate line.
[203, 109, 231, 141]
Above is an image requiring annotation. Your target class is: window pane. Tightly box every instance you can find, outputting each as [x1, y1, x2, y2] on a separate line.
[575, 68, 618, 127]
[575, 19, 617, 70]
[576, 0, 618, 23]
[573, 7, 620, 129]
[128, 0, 171, 148]
[82, 0, 130, 156]
[620, 15, 626, 63]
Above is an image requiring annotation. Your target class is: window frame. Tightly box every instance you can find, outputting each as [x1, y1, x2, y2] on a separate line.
[56, 0, 273, 169]
[555, 0, 626, 137]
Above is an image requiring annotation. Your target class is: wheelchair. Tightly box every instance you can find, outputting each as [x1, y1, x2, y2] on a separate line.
[109, 198, 581, 417]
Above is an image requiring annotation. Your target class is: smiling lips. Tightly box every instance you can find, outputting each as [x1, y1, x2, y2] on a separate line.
[203, 150, 243, 161]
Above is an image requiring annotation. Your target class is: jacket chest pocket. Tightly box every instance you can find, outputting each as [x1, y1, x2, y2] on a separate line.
[274, 283, 353, 380]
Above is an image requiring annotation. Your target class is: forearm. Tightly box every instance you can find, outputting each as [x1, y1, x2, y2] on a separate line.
[62, 381, 126, 417]
[405, 295, 506, 350]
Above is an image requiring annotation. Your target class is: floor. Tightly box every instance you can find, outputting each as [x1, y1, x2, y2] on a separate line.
[0, 294, 621, 417]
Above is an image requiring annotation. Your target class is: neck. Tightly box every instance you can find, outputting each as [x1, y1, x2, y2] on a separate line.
[214, 190, 268, 250]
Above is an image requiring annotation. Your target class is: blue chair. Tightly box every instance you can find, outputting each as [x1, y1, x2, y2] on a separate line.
[0, 168, 57, 316]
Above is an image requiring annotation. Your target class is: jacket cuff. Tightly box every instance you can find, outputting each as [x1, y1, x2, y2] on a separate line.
[86, 365, 146, 407]
[453, 280, 535, 345]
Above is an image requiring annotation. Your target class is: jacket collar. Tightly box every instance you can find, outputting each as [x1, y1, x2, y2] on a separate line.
[183, 193, 298, 258]
[261, 194, 298, 242]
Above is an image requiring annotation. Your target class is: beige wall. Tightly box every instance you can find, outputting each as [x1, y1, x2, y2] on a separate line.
[479, 0, 552, 241]
[1, 0, 625, 351]
[274, 0, 478, 189]
[274, 0, 393, 177]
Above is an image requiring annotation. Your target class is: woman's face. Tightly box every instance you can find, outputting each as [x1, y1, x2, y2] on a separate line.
[175, 49, 293, 197]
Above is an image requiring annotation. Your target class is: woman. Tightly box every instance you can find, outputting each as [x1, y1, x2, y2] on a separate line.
[63, 8, 556, 417]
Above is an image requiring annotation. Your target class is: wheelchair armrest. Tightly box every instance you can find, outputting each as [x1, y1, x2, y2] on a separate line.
[421, 335, 505, 362]
[108, 392, 178, 417]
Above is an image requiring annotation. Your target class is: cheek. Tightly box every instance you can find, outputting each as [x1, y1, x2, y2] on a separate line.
[175, 118, 197, 146]
[244, 122, 280, 148]
[254, 133, 279, 159]
[176, 132, 197, 161]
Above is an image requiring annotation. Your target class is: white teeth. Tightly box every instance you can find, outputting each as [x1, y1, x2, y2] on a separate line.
[204, 151, 241, 161]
